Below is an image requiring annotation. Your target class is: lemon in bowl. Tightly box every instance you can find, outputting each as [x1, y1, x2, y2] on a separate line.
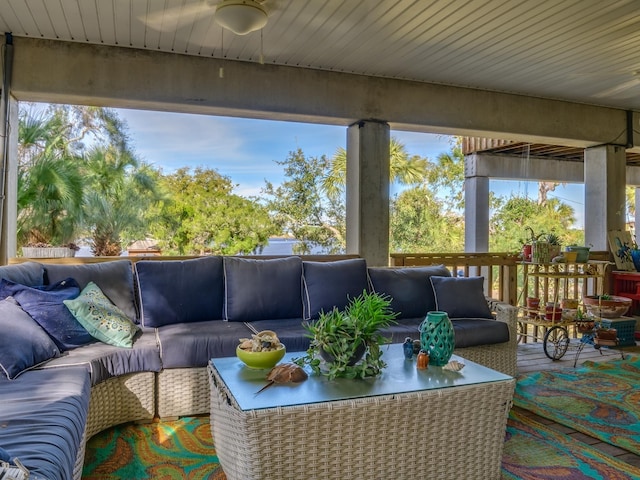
[236, 344, 286, 369]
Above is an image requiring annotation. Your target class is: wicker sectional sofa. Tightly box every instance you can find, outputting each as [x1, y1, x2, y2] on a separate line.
[0, 256, 517, 480]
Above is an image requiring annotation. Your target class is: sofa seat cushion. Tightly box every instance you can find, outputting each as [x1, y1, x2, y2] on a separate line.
[136, 256, 224, 327]
[45, 260, 138, 321]
[38, 328, 161, 385]
[246, 318, 310, 354]
[157, 320, 254, 368]
[223, 256, 304, 321]
[0, 366, 90, 480]
[368, 265, 451, 318]
[303, 258, 369, 319]
[0, 298, 60, 379]
[379, 317, 510, 348]
[451, 318, 510, 348]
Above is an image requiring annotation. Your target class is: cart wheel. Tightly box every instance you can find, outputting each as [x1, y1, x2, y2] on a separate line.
[517, 321, 527, 343]
[543, 326, 570, 360]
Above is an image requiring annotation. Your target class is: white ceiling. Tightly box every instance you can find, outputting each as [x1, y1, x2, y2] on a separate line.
[1, 0, 640, 110]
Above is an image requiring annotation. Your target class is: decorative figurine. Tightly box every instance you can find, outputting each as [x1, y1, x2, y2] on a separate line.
[403, 337, 415, 359]
[416, 349, 430, 370]
[413, 339, 421, 355]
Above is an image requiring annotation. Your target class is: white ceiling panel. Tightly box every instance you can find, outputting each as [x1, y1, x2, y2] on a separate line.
[2, 0, 640, 109]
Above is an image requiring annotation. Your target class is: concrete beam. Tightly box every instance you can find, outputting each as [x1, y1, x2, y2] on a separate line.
[10, 37, 630, 148]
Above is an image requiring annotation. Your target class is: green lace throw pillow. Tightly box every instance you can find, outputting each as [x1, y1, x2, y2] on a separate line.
[64, 282, 140, 348]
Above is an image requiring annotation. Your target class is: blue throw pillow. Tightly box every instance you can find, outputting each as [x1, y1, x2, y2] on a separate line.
[430, 276, 493, 319]
[303, 258, 369, 319]
[0, 446, 10, 462]
[0, 278, 94, 351]
[368, 265, 451, 318]
[0, 298, 60, 379]
[135, 256, 225, 327]
[224, 256, 303, 321]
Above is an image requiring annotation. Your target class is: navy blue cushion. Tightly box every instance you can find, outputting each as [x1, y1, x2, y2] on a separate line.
[303, 258, 369, 319]
[224, 256, 303, 321]
[0, 446, 9, 462]
[0, 262, 44, 286]
[430, 276, 493, 319]
[0, 278, 94, 351]
[136, 256, 224, 327]
[45, 261, 137, 321]
[0, 298, 60, 379]
[368, 265, 451, 318]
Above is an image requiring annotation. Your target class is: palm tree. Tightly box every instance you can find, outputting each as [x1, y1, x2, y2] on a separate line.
[82, 145, 160, 256]
[17, 109, 84, 247]
[323, 137, 429, 199]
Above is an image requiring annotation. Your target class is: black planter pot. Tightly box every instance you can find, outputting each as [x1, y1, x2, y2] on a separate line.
[319, 342, 366, 366]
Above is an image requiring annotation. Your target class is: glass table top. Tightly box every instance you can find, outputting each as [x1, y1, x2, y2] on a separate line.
[210, 343, 512, 411]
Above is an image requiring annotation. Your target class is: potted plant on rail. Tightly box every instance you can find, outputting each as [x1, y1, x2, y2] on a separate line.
[294, 290, 398, 380]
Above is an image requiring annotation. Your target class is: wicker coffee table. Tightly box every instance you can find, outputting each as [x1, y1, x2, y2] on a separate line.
[208, 344, 514, 480]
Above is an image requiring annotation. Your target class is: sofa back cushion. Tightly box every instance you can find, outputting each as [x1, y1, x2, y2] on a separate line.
[44, 261, 137, 321]
[0, 262, 44, 286]
[135, 256, 224, 327]
[368, 265, 451, 318]
[0, 298, 60, 379]
[303, 258, 369, 319]
[430, 276, 493, 319]
[224, 256, 304, 321]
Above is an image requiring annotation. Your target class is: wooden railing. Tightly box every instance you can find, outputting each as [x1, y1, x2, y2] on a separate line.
[390, 251, 614, 307]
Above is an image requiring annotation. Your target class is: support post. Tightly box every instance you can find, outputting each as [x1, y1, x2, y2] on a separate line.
[584, 144, 627, 251]
[464, 154, 490, 252]
[346, 120, 390, 266]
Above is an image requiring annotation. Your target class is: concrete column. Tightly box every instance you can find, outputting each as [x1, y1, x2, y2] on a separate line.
[584, 144, 627, 250]
[345, 120, 390, 266]
[0, 35, 16, 264]
[464, 154, 490, 252]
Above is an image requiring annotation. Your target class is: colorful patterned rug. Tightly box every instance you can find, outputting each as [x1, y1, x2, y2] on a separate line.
[502, 409, 640, 479]
[82, 416, 226, 479]
[82, 410, 640, 479]
[514, 355, 640, 456]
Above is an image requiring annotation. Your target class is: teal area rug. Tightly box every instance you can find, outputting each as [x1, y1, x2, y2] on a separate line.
[514, 355, 640, 456]
[502, 409, 640, 479]
[82, 416, 225, 479]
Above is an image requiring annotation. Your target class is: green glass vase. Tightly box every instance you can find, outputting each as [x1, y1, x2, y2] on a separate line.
[419, 311, 455, 366]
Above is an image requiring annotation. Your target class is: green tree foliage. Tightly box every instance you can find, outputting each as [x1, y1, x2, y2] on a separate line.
[150, 167, 276, 255]
[390, 185, 464, 252]
[17, 104, 161, 255]
[83, 145, 161, 256]
[263, 149, 344, 254]
[17, 107, 84, 246]
[490, 196, 581, 252]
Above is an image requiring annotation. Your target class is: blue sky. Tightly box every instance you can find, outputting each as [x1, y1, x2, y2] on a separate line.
[114, 108, 586, 227]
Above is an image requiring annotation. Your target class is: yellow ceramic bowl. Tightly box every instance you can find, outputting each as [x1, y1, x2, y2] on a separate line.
[236, 345, 286, 369]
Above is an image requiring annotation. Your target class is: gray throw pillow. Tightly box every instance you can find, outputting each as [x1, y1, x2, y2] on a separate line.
[135, 256, 224, 327]
[368, 265, 451, 318]
[430, 276, 493, 319]
[224, 256, 304, 321]
[0, 262, 44, 286]
[45, 261, 137, 321]
[0, 298, 60, 379]
[303, 258, 369, 319]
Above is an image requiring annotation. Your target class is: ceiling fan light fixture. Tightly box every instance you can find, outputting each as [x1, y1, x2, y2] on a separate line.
[215, 0, 268, 36]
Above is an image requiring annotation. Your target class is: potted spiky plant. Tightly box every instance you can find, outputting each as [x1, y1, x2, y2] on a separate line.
[294, 290, 398, 380]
